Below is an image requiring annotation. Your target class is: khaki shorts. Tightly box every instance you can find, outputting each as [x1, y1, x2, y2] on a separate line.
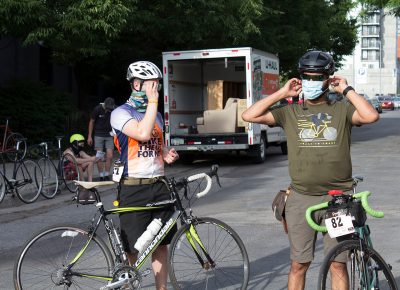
[285, 189, 349, 263]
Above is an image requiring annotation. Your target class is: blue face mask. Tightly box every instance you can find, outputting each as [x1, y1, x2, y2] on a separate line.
[302, 80, 325, 100]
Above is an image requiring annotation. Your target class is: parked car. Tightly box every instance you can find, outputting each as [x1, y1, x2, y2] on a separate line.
[393, 96, 400, 109]
[367, 98, 382, 113]
[378, 96, 395, 110]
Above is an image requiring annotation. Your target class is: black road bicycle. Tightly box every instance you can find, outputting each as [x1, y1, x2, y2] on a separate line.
[306, 177, 398, 290]
[36, 136, 80, 198]
[0, 138, 43, 204]
[14, 165, 250, 289]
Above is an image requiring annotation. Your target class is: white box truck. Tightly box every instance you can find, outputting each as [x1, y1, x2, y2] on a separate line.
[162, 47, 287, 163]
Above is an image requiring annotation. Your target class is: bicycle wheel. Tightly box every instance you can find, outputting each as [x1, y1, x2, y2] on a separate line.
[14, 225, 115, 290]
[318, 239, 397, 290]
[169, 217, 249, 290]
[5, 132, 27, 162]
[37, 158, 59, 199]
[15, 159, 42, 203]
[61, 153, 80, 193]
[0, 173, 5, 203]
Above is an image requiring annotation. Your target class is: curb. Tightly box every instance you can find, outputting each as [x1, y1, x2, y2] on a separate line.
[0, 184, 117, 222]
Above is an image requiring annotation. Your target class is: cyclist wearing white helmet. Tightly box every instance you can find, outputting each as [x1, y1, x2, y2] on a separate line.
[111, 61, 179, 290]
[242, 50, 379, 290]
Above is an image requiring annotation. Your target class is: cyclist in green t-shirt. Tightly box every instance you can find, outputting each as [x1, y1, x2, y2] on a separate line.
[242, 50, 379, 290]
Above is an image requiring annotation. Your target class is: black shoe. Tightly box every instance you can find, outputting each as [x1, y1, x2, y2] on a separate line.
[104, 176, 110, 181]
[100, 177, 105, 181]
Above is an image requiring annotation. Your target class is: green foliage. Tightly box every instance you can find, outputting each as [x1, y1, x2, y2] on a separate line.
[357, 0, 400, 16]
[0, 0, 131, 64]
[0, 0, 360, 94]
[247, 0, 358, 78]
[0, 79, 85, 145]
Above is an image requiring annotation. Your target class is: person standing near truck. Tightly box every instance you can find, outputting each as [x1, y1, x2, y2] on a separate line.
[242, 50, 379, 290]
[87, 97, 115, 181]
[110, 61, 179, 290]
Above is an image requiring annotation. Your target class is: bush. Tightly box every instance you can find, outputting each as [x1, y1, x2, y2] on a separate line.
[0, 79, 86, 147]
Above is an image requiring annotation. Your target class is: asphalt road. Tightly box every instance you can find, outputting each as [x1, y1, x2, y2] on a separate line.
[1, 109, 399, 289]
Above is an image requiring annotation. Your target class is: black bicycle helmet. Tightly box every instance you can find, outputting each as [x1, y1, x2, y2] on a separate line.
[298, 50, 335, 75]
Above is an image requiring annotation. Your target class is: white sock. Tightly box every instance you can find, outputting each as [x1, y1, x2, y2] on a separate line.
[104, 171, 109, 176]
[100, 172, 105, 177]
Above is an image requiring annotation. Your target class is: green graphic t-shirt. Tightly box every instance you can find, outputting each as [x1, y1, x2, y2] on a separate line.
[271, 101, 356, 195]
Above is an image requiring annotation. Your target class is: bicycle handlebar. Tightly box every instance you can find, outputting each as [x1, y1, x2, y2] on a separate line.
[187, 173, 213, 198]
[176, 164, 220, 199]
[306, 191, 384, 232]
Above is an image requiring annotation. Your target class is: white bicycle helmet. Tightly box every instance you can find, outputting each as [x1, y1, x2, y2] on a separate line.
[126, 61, 162, 81]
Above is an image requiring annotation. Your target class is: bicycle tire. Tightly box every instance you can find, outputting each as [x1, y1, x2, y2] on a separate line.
[5, 132, 27, 162]
[37, 158, 59, 199]
[15, 159, 42, 203]
[318, 239, 397, 290]
[0, 173, 5, 203]
[61, 153, 80, 193]
[168, 217, 250, 290]
[14, 225, 115, 290]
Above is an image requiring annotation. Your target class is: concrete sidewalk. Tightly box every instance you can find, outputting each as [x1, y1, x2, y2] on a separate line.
[0, 160, 117, 219]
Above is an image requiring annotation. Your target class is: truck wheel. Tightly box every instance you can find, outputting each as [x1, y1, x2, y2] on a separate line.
[250, 136, 266, 163]
[280, 142, 288, 155]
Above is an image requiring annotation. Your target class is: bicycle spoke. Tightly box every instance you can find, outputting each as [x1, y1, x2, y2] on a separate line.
[169, 218, 249, 290]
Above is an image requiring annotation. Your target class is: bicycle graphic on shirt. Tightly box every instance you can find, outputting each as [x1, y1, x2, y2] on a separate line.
[298, 113, 337, 142]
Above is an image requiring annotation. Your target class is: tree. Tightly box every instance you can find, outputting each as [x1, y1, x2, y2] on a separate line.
[357, 0, 400, 16]
[245, 0, 358, 78]
[0, 0, 359, 107]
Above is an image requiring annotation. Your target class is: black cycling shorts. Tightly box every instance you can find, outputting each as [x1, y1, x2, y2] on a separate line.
[119, 179, 177, 254]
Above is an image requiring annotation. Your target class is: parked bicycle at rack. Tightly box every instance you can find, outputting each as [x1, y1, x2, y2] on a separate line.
[306, 176, 398, 290]
[0, 117, 26, 162]
[0, 137, 43, 204]
[35, 136, 80, 198]
[14, 165, 250, 290]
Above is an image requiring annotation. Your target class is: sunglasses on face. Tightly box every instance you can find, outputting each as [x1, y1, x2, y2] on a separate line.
[301, 74, 328, 82]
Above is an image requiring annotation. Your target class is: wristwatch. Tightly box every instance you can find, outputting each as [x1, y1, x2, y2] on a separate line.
[342, 86, 355, 97]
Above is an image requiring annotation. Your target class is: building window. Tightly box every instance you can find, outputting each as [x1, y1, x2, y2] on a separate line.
[362, 12, 380, 24]
[361, 49, 380, 61]
[362, 25, 380, 36]
[361, 37, 379, 48]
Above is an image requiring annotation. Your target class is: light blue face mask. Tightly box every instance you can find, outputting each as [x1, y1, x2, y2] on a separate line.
[302, 80, 326, 100]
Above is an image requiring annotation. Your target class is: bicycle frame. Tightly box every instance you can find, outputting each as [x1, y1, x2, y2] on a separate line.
[0, 118, 10, 152]
[0, 159, 34, 195]
[306, 190, 389, 290]
[67, 178, 213, 284]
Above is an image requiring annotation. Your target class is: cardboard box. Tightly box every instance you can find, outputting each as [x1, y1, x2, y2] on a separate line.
[207, 80, 224, 110]
[207, 80, 243, 110]
[237, 99, 248, 127]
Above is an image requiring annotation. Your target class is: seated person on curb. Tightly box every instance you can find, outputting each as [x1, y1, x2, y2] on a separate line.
[64, 134, 98, 182]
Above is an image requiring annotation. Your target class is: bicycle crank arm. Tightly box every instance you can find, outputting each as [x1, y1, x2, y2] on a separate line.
[100, 277, 140, 290]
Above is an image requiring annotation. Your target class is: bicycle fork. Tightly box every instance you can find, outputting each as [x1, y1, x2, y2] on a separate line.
[185, 224, 215, 270]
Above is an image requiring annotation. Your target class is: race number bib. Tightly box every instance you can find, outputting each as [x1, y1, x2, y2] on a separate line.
[325, 214, 355, 238]
[112, 161, 125, 183]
